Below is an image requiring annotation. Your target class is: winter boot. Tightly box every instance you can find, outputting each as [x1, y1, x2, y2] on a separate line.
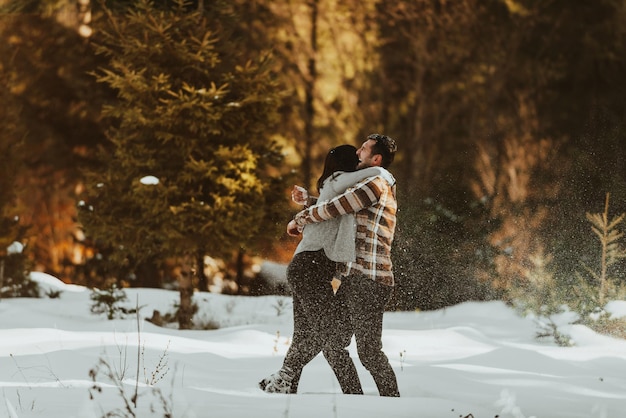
[258, 366, 296, 394]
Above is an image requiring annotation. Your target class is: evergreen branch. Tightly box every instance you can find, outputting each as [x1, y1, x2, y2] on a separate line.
[580, 262, 600, 283]
[590, 225, 604, 241]
[608, 213, 626, 230]
[607, 229, 622, 240]
[585, 212, 603, 228]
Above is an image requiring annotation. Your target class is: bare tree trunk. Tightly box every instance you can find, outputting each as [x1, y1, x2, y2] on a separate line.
[235, 247, 245, 294]
[196, 248, 208, 292]
[135, 257, 162, 288]
[303, 0, 318, 189]
[177, 254, 195, 330]
[0, 259, 4, 302]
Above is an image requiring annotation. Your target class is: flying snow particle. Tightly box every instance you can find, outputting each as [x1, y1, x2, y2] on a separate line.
[140, 175, 160, 185]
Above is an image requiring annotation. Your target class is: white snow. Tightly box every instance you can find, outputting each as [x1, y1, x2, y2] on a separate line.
[139, 176, 160, 185]
[0, 273, 625, 418]
[6, 242, 23, 255]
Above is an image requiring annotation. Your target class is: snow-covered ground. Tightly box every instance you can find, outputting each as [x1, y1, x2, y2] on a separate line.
[1, 271, 626, 418]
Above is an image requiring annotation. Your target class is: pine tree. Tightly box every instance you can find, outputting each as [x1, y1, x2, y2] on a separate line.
[1, 0, 110, 282]
[582, 193, 626, 306]
[79, 0, 287, 328]
[0, 59, 33, 299]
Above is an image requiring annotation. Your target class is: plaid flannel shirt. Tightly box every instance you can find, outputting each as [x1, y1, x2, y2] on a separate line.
[294, 175, 397, 286]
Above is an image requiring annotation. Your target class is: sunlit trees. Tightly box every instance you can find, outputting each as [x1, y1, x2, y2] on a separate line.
[0, 73, 31, 299]
[2, 0, 626, 314]
[376, 0, 626, 307]
[238, 0, 379, 190]
[375, 0, 508, 307]
[0, 1, 108, 282]
[79, 0, 287, 328]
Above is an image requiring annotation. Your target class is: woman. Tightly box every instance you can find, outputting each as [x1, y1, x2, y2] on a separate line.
[259, 145, 388, 394]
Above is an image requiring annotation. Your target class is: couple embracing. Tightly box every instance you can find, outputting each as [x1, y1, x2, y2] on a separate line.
[259, 134, 400, 397]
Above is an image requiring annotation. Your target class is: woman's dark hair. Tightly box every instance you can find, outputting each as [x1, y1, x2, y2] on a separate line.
[316, 145, 359, 192]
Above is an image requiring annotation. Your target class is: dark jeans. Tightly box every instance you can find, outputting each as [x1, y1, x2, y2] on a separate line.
[283, 250, 362, 394]
[328, 273, 400, 397]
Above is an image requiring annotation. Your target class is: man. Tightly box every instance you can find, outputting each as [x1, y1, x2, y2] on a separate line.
[289, 133, 400, 397]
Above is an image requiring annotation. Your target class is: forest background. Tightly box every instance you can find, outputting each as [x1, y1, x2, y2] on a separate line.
[2, 0, 626, 329]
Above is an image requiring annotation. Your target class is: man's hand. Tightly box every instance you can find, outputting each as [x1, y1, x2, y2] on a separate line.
[291, 185, 308, 206]
[287, 220, 302, 237]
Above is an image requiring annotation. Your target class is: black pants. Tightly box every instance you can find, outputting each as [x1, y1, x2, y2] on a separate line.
[327, 273, 400, 397]
[283, 250, 362, 394]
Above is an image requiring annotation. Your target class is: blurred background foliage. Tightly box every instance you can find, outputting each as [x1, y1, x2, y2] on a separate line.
[1, 0, 626, 312]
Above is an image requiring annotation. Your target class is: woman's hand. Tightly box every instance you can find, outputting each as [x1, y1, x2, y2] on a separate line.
[287, 219, 302, 237]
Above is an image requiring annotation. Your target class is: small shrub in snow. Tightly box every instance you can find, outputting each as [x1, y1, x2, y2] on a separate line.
[510, 193, 626, 343]
[0, 252, 38, 299]
[90, 282, 129, 320]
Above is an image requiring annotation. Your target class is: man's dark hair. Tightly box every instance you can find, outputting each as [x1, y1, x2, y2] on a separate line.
[368, 134, 397, 168]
